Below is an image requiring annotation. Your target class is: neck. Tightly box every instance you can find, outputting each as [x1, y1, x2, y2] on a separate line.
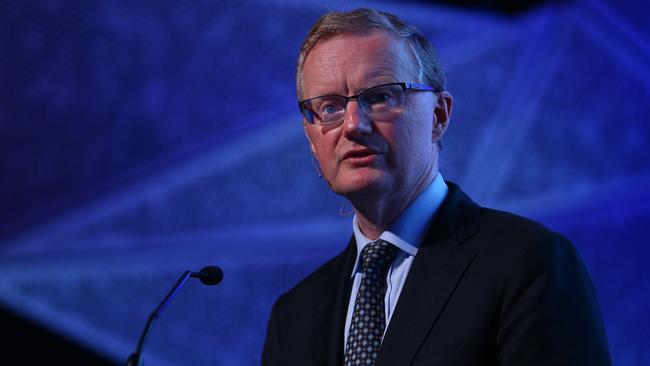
[352, 166, 438, 240]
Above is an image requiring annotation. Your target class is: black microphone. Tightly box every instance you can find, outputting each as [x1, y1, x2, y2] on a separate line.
[191, 265, 224, 286]
[125, 265, 224, 366]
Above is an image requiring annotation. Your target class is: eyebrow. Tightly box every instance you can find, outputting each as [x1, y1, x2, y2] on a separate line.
[353, 77, 400, 95]
[311, 77, 400, 99]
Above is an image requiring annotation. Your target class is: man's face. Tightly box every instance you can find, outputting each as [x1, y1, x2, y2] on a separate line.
[302, 30, 450, 204]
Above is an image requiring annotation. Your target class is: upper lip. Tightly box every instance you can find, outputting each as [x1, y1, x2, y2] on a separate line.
[342, 148, 380, 161]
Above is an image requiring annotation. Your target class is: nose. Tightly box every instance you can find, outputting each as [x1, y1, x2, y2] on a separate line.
[342, 100, 372, 136]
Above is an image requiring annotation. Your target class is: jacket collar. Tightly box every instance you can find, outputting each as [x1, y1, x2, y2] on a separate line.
[311, 237, 357, 366]
[376, 181, 481, 366]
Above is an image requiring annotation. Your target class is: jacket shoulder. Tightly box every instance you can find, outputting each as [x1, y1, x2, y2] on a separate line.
[469, 207, 583, 287]
[275, 245, 351, 309]
[477, 207, 570, 250]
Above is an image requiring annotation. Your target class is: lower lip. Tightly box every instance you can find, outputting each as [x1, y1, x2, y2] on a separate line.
[344, 154, 379, 165]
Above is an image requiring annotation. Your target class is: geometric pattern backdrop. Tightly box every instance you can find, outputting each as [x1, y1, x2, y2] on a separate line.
[1, 0, 648, 364]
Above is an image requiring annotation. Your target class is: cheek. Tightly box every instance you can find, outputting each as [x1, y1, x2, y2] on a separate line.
[389, 110, 434, 163]
[313, 134, 340, 169]
[308, 126, 334, 156]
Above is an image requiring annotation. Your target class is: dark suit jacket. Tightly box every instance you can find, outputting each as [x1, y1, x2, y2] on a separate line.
[262, 182, 610, 365]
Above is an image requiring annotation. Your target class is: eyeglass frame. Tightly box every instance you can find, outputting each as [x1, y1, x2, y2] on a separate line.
[298, 82, 438, 125]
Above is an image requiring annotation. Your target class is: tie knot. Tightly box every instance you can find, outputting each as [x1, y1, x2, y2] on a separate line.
[361, 240, 398, 273]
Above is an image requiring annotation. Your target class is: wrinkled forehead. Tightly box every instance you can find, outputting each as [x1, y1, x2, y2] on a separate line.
[300, 30, 419, 95]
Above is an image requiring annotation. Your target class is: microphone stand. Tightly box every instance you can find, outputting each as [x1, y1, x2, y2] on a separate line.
[125, 270, 197, 366]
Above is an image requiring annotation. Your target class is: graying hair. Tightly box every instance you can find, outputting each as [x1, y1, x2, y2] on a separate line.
[296, 8, 446, 100]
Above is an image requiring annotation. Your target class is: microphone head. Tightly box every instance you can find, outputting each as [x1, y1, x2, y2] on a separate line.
[198, 266, 224, 286]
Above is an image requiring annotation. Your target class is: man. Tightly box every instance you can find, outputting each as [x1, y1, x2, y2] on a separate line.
[262, 8, 610, 366]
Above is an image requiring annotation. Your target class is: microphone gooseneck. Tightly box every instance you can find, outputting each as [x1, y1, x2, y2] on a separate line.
[125, 265, 223, 366]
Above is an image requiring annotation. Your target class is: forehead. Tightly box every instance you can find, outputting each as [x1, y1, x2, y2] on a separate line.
[302, 30, 414, 96]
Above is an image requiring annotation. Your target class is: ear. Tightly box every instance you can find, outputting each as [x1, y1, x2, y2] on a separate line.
[432, 91, 453, 143]
[303, 123, 318, 159]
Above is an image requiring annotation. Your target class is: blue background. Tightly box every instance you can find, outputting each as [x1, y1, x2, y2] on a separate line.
[1, 0, 648, 364]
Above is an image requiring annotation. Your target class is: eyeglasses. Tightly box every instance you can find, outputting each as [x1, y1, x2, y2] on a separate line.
[298, 82, 436, 125]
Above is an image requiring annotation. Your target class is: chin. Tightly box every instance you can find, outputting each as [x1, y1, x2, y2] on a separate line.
[330, 170, 390, 198]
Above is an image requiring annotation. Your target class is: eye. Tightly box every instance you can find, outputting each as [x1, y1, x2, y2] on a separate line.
[365, 91, 393, 104]
[363, 87, 400, 106]
[320, 103, 344, 115]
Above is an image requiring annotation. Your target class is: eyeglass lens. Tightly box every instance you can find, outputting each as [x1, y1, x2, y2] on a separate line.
[305, 83, 406, 125]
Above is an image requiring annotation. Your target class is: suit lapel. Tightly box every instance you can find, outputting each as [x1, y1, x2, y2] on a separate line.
[312, 238, 357, 366]
[376, 182, 481, 366]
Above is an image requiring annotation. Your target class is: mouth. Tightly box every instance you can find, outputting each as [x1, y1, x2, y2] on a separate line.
[342, 149, 381, 164]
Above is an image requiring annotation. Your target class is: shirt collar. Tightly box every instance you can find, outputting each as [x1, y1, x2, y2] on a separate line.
[351, 173, 448, 276]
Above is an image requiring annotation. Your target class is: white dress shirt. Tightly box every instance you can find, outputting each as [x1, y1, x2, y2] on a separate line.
[344, 173, 448, 347]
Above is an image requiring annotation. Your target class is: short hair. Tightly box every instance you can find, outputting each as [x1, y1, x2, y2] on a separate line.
[296, 8, 447, 100]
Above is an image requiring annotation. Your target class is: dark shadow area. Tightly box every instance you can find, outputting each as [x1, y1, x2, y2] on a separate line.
[405, 0, 558, 13]
[0, 305, 116, 365]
